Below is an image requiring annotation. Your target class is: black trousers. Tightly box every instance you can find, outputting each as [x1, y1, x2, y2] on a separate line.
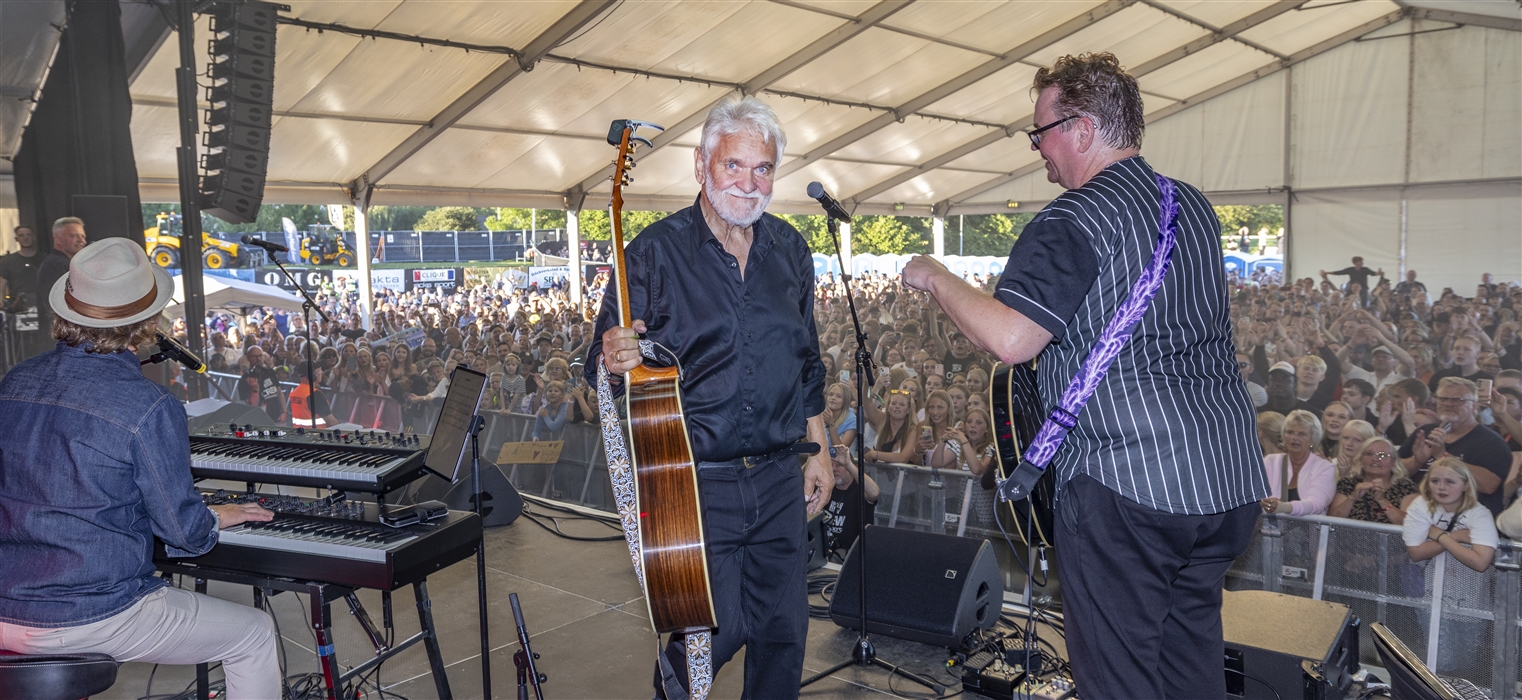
[1052, 475, 1259, 700]
[654, 454, 809, 700]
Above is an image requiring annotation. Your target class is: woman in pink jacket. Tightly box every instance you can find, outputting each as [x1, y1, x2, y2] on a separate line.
[1262, 409, 1338, 515]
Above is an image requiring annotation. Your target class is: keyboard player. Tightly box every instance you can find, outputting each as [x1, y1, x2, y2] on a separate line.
[0, 239, 280, 699]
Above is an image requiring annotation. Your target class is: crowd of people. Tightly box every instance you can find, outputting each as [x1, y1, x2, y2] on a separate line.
[128, 238, 1522, 576]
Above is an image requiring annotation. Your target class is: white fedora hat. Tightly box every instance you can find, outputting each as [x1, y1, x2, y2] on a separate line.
[49, 238, 173, 328]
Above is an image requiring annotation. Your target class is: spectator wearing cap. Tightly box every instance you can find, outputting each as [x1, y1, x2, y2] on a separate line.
[1261, 409, 1337, 515]
[1341, 330, 1412, 397]
[1259, 361, 1317, 415]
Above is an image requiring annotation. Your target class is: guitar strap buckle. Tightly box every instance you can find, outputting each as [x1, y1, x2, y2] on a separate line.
[1047, 406, 1079, 430]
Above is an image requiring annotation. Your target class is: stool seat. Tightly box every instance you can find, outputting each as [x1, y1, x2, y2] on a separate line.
[0, 651, 119, 700]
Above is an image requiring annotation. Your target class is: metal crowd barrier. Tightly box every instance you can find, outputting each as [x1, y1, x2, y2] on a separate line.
[1227, 512, 1518, 697]
[488, 425, 1519, 694]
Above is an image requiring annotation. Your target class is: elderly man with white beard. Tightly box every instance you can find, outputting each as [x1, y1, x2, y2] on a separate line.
[589, 96, 832, 700]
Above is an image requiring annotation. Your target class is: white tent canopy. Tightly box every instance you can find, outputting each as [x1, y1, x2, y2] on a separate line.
[1, 0, 1517, 287]
[166, 275, 304, 317]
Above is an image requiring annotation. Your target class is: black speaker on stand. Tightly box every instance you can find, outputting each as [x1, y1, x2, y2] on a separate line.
[829, 526, 1003, 649]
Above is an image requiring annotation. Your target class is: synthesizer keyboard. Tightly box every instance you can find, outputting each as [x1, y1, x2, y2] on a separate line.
[156, 490, 482, 590]
[190, 424, 432, 494]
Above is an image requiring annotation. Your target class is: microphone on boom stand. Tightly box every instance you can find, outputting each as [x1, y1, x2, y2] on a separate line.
[142, 333, 206, 373]
[799, 182, 942, 694]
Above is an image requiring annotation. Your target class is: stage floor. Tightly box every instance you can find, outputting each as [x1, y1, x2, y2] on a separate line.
[101, 500, 1033, 700]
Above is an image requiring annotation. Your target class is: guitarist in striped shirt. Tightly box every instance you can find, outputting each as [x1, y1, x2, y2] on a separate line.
[904, 53, 1268, 700]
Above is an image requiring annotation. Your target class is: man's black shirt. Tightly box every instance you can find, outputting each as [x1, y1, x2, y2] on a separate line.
[36, 252, 70, 301]
[1399, 423, 1512, 514]
[0, 251, 42, 302]
[1328, 265, 1378, 291]
[588, 200, 826, 462]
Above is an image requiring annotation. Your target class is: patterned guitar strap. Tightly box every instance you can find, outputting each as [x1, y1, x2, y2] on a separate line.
[595, 344, 713, 700]
[1006, 172, 1181, 485]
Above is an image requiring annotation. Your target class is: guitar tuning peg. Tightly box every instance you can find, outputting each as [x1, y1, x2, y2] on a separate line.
[623, 155, 636, 168]
[622, 173, 634, 185]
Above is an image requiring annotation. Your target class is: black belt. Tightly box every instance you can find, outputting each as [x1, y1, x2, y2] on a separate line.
[701, 442, 821, 469]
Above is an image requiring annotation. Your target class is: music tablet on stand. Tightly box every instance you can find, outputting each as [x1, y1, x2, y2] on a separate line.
[424, 366, 488, 485]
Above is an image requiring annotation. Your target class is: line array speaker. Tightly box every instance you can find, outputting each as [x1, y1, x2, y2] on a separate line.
[200, 2, 278, 224]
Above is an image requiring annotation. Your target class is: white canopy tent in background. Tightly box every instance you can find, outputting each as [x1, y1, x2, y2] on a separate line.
[166, 275, 304, 318]
[0, 0, 1516, 295]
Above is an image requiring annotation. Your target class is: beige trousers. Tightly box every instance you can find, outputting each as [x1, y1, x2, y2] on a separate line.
[0, 587, 281, 700]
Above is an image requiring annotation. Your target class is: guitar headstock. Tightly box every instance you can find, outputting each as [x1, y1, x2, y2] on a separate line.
[605, 119, 664, 330]
[607, 119, 665, 208]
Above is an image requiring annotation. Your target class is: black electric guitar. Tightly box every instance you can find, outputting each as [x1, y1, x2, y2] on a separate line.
[987, 362, 1056, 542]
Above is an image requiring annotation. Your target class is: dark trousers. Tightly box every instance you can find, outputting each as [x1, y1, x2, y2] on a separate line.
[1052, 475, 1259, 700]
[655, 454, 809, 700]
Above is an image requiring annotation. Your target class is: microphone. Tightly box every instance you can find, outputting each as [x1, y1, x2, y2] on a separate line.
[806, 182, 852, 224]
[156, 333, 206, 374]
[241, 234, 288, 254]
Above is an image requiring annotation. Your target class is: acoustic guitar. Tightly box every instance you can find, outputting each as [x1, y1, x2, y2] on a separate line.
[605, 119, 717, 634]
[988, 362, 1056, 543]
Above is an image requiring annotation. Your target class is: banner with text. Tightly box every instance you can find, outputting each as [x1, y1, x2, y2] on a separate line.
[811, 254, 1008, 281]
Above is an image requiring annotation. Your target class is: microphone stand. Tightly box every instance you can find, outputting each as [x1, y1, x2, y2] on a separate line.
[800, 217, 941, 693]
[510, 592, 545, 700]
[468, 413, 493, 700]
[268, 255, 328, 422]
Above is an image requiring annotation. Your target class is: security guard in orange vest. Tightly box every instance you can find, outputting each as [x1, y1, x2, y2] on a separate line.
[288, 361, 340, 427]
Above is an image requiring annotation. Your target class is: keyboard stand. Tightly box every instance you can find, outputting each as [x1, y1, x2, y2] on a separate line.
[159, 564, 453, 700]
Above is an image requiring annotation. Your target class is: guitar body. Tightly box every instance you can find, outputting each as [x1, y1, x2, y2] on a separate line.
[602, 119, 716, 636]
[989, 363, 1057, 540]
[625, 364, 717, 633]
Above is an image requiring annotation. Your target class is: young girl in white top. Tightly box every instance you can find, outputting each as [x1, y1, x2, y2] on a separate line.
[1403, 457, 1497, 573]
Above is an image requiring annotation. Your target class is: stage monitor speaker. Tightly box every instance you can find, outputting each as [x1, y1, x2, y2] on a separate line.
[829, 526, 1001, 649]
[1222, 590, 1360, 700]
[70, 195, 130, 242]
[406, 462, 522, 528]
[804, 510, 827, 572]
[184, 399, 280, 434]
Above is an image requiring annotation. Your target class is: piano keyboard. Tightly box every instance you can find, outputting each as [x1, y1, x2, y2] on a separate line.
[190, 426, 431, 494]
[218, 518, 418, 563]
[156, 490, 482, 591]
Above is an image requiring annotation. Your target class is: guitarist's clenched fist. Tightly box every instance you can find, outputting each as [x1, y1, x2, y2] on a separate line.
[601, 319, 647, 374]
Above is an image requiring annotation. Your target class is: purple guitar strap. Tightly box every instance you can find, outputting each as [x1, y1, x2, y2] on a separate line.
[998, 172, 1180, 501]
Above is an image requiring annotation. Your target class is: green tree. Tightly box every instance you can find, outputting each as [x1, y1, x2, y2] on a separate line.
[367, 206, 432, 232]
[851, 215, 925, 255]
[574, 209, 667, 241]
[950, 213, 1033, 257]
[1214, 205, 1283, 252]
[775, 213, 833, 253]
[415, 206, 482, 231]
[483, 208, 567, 231]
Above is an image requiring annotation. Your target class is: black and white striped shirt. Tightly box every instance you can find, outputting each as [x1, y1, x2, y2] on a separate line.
[994, 156, 1269, 515]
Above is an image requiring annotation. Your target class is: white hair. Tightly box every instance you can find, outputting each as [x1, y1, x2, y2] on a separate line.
[699, 96, 786, 166]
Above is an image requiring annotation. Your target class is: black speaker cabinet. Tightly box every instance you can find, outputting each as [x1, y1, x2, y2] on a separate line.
[184, 399, 280, 434]
[829, 526, 1002, 649]
[69, 194, 130, 242]
[405, 462, 522, 528]
[804, 510, 827, 572]
[1222, 590, 1360, 700]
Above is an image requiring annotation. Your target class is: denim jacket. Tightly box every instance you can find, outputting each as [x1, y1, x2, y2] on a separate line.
[0, 343, 217, 627]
